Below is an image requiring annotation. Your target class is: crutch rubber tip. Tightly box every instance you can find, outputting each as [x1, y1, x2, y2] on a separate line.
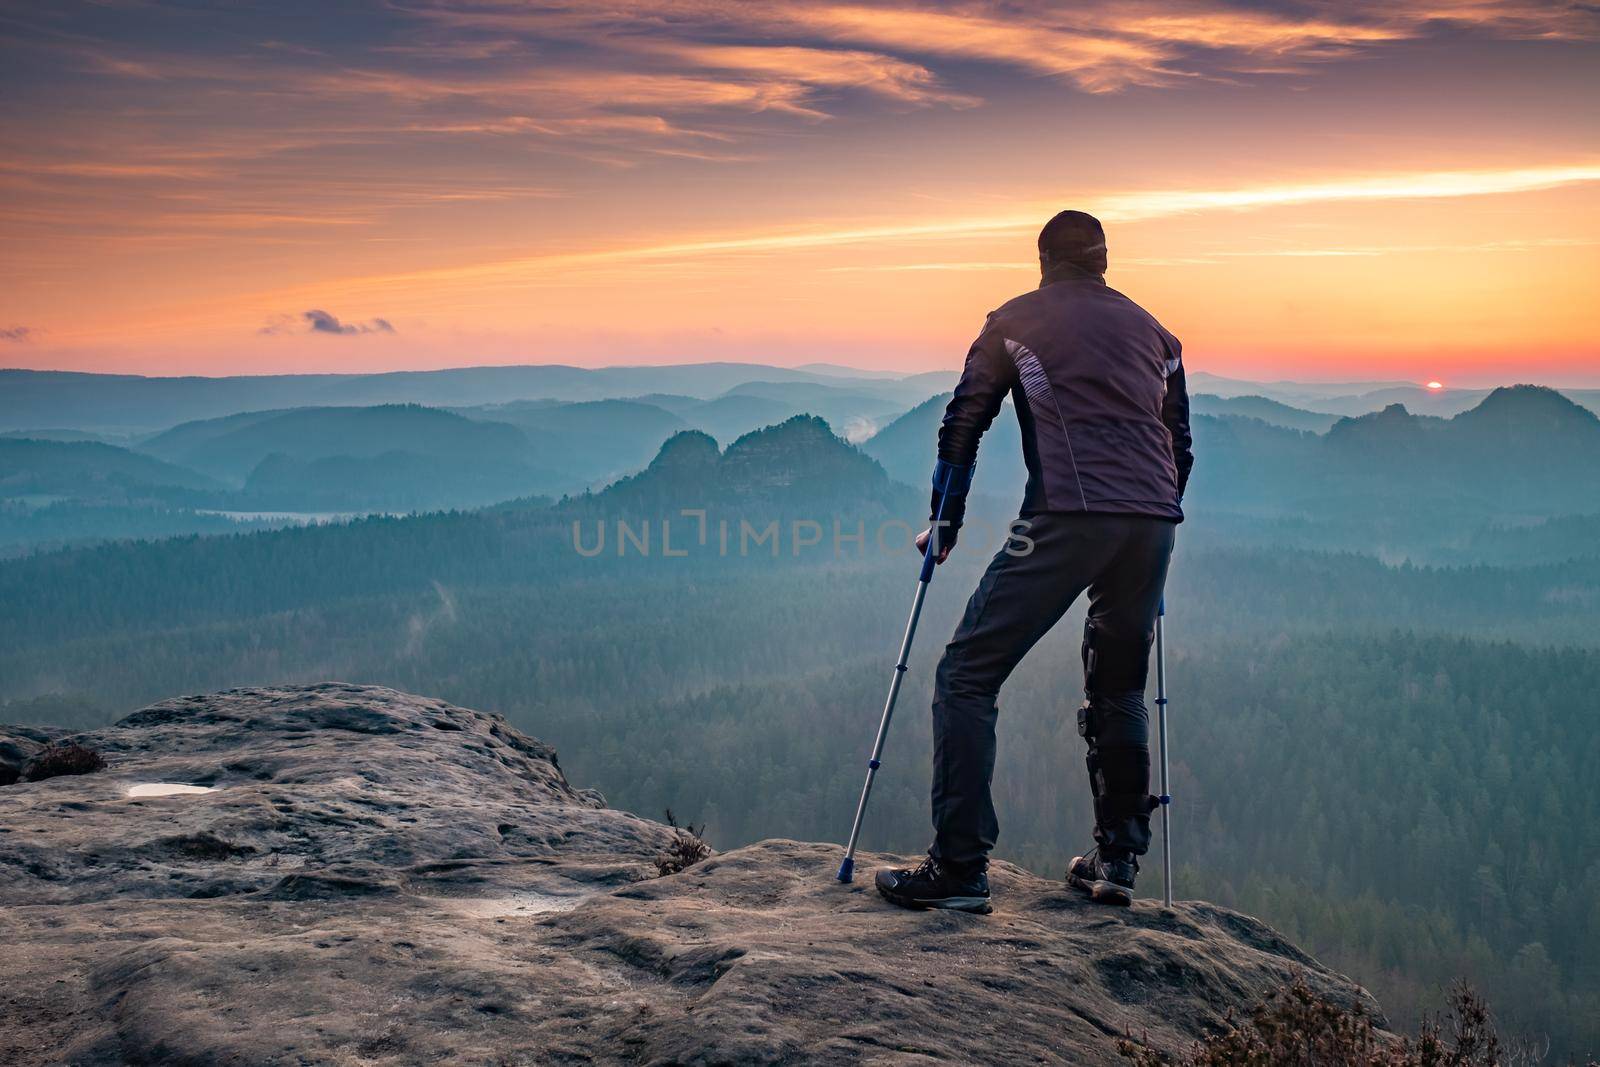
[836, 857, 855, 883]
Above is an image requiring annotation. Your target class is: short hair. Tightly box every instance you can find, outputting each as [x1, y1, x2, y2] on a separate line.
[1038, 210, 1107, 274]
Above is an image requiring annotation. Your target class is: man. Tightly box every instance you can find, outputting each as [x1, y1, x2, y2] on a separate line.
[876, 210, 1193, 913]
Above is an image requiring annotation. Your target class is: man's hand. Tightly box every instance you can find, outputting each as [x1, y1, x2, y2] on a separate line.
[916, 527, 953, 565]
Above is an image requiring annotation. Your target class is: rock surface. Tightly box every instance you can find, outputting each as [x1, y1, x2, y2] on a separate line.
[1, 684, 1386, 1065]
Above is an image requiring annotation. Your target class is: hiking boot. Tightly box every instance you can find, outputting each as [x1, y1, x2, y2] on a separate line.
[1067, 847, 1138, 907]
[875, 856, 991, 914]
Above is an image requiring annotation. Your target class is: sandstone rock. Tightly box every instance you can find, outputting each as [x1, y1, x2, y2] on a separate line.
[0, 684, 1386, 1065]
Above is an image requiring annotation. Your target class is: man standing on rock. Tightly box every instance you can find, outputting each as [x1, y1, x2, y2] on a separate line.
[876, 210, 1193, 913]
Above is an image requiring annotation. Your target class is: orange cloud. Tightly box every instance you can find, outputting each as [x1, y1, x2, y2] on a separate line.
[405, 1, 1600, 94]
[783, 5, 1179, 92]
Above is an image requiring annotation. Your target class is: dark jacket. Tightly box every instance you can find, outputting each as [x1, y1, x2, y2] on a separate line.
[935, 264, 1193, 529]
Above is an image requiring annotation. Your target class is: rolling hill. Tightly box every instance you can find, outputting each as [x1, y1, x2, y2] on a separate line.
[0, 438, 220, 500]
[140, 404, 531, 484]
[1191, 393, 1340, 432]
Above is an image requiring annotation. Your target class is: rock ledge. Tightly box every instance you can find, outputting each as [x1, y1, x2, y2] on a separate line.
[1, 684, 1384, 1065]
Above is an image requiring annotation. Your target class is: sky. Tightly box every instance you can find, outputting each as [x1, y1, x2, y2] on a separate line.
[1, 0, 1598, 386]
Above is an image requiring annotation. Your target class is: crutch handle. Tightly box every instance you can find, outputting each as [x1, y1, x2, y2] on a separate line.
[918, 461, 971, 582]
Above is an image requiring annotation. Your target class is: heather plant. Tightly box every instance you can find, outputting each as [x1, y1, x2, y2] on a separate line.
[655, 808, 711, 876]
[22, 742, 106, 782]
[1119, 977, 1590, 1067]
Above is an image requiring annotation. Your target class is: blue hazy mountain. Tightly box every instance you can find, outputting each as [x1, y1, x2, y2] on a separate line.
[0, 438, 239, 556]
[132, 404, 561, 512]
[862, 392, 1028, 499]
[865, 385, 1599, 524]
[0, 438, 220, 499]
[0, 428, 124, 445]
[0, 363, 924, 435]
[593, 415, 898, 513]
[1191, 393, 1341, 432]
[140, 404, 531, 483]
[8, 364, 1593, 438]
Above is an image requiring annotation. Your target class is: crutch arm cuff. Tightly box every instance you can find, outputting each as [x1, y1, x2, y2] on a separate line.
[931, 460, 974, 497]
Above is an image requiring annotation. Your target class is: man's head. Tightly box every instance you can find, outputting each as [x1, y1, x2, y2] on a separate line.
[1038, 210, 1107, 278]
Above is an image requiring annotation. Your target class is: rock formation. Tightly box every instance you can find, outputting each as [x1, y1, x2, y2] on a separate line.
[1, 684, 1386, 1064]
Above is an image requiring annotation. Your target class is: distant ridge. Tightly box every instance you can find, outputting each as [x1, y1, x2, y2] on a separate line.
[1211, 385, 1600, 513]
[1192, 393, 1340, 433]
[1454, 382, 1600, 433]
[6, 363, 1591, 436]
[0, 363, 926, 434]
[141, 404, 529, 481]
[0, 438, 221, 496]
[864, 385, 1599, 519]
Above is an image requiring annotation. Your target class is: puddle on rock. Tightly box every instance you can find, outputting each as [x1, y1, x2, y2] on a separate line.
[126, 783, 218, 798]
[425, 892, 585, 918]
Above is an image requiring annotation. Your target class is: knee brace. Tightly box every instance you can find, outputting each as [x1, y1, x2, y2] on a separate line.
[1076, 691, 1149, 749]
[1078, 697, 1158, 854]
[1078, 619, 1158, 851]
[1080, 618, 1154, 696]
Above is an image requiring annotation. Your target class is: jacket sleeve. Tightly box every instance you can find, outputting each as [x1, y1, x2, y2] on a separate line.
[1160, 336, 1194, 500]
[933, 314, 1016, 531]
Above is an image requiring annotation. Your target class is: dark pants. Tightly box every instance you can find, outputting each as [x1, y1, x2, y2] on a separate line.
[929, 512, 1175, 869]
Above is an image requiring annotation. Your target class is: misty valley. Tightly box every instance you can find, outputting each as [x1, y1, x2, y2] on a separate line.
[2, 362, 1598, 1057]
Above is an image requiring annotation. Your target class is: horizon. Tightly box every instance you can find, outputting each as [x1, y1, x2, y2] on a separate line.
[2, 2, 1598, 385]
[2, 358, 1597, 394]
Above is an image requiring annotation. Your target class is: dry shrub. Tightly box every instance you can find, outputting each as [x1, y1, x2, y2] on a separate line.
[655, 808, 711, 877]
[1119, 975, 1590, 1067]
[22, 742, 106, 782]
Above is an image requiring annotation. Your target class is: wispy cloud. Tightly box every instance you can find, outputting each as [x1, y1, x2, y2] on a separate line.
[405, 1, 1600, 95]
[0, 326, 34, 343]
[1182, 236, 1600, 259]
[299, 161, 1600, 296]
[8, 0, 1595, 226]
[775, 5, 1185, 93]
[757, 237, 1600, 272]
[650, 42, 977, 109]
[302, 57, 956, 123]
[1094, 164, 1600, 220]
